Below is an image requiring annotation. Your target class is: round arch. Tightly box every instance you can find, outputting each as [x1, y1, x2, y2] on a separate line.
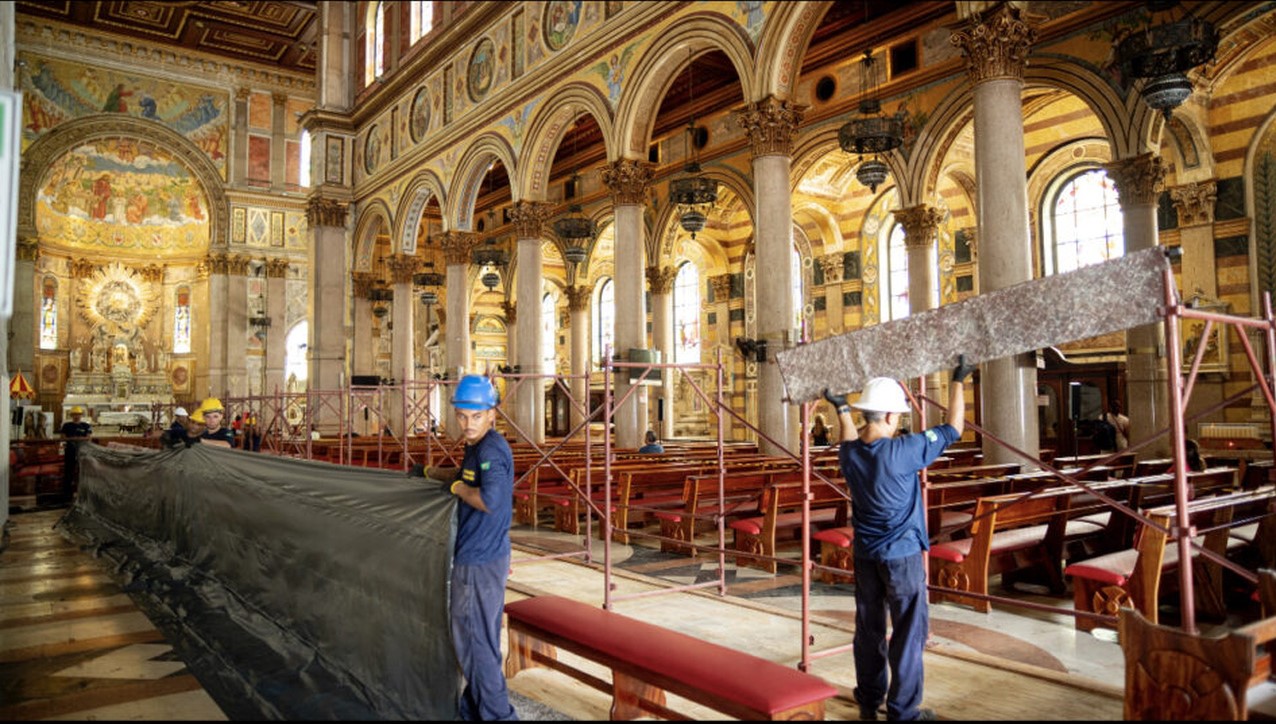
[615, 12, 755, 160]
[351, 199, 394, 273]
[518, 84, 614, 200]
[393, 169, 448, 255]
[753, 1, 830, 102]
[447, 133, 518, 230]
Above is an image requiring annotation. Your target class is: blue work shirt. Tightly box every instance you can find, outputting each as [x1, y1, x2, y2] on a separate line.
[838, 424, 959, 561]
[454, 428, 514, 565]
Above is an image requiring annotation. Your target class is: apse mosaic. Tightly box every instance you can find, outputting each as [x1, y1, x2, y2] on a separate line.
[36, 138, 210, 255]
[18, 52, 229, 179]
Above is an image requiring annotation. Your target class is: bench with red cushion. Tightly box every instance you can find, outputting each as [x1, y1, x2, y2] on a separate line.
[728, 479, 848, 574]
[504, 595, 839, 720]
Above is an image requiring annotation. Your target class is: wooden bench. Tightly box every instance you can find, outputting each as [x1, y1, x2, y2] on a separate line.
[1119, 572, 1276, 720]
[654, 470, 776, 555]
[504, 595, 839, 720]
[729, 480, 849, 574]
[1065, 483, 1276, 632]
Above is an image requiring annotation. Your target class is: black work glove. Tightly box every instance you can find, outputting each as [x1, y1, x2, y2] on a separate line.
[952, 354, 976, 383]
[823, 388, 850, 412]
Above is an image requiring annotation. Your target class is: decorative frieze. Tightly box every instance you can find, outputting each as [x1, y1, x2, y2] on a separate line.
[1104, 153, 1166, 208]
[69, 258, 98, 279]
[895, 204, 946, 248]
[509, 200, 554, 239]
[565, 284, 591, 311]
[1170, 180, 1217, 227]
[600, 159, 654, 205]
[138, 264, 165, 283]
[950, 3, 1040, 84]
[645, 265, 677, 295]
[733, 97, 805, 158]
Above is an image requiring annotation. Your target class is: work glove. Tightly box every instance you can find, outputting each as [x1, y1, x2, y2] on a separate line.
[952, 354, 977, 383]
[823, 388, 849, 411]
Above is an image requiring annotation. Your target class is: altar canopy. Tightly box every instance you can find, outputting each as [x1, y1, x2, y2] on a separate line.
[60, 443, 460, 720]
[775, 247, 1174, 404]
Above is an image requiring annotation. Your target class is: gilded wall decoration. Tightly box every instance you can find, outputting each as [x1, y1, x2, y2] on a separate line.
[18, 52, 229, 178]
[271, 212, 284, 247]
[232, 207, 247, 243]
[468, 38, 495, 102]
[592, 43, 636, 107]
[364, 124, 382, 174]
[247, 209, 270, 247]
[325, 137, 343, 183]
[76, 261, 161, 336]
[286, 212, 307, 249]
[410, 86, 431, 143]
[543, 1, 582, 51]
[36, 137, 210, 255]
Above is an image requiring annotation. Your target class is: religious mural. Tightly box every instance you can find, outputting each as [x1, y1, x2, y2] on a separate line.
[18, 52, 229, 179]
[36, 138, 210, 256]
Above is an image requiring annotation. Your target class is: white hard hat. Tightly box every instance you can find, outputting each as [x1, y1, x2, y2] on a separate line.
[852, 377, 911, 413]
[174, 407, 189, 417]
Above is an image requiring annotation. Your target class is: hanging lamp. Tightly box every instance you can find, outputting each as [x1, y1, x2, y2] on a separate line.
[1115, 1, 1217, 120]
[552, 107, 596, 265]
[838, 48, 902, 193]
[668, 51, 717, 239]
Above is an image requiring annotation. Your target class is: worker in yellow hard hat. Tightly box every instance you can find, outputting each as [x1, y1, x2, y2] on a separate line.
[58, 405, 93, 502]
[193, 397, 235, 448]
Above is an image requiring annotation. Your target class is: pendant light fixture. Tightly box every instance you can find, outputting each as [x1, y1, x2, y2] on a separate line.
[838, 48, 902, 193]
[668, 50, 717, 239]
[1116, 1, 1217, 120]
[552, 106, 596, 266]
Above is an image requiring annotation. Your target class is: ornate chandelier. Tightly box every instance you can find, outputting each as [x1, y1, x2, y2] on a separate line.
[553, 108, 596, 263]
[414, 262, 443, 306]
[838, 49, 902, 193]
[472, 202, 509, 292]
[1116, 1, 1217, 120]
[668, 53, 717, 239]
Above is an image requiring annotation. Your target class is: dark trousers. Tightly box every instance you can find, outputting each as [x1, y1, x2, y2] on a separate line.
[450, 554, 517, 721]
[853, 553, 928, 721]
[61, 446, 78, 498]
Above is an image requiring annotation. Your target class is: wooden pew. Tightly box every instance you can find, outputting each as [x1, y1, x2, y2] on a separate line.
[729, 479, 849, 574]
[1119, 572, 1276, 721]
[1065, 483, 1276, 632]
[504, 595, 839, 720]
[654, 471, 776, 555]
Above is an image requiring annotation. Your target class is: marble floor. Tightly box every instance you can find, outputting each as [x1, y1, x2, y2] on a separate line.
[2, 504, 1270, 720]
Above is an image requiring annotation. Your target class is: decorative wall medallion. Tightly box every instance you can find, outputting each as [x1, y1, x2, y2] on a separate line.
[468, 38, 495, 102]
[364, 125, 381, 174]
[410, 86, 431, 142]
[77, 261, 160, 335]
[543, 1, 581, 51]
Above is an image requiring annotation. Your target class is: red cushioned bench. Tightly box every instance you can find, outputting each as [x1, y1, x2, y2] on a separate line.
[504, 595, 839, 720]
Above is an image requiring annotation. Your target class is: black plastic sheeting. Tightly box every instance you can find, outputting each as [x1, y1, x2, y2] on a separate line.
[58, 442, 460, 720]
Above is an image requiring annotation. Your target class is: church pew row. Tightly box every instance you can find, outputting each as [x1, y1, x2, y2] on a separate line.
[1065, 480, 1275, 632]
[728, 478, 850, 574]
[504, 595, 839, 721]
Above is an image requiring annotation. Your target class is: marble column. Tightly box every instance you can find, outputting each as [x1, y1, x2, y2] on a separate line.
[897, 204, 945, 427]
[351, 272, 376, 381]
[733, 97, 805, 455]
[387, 253, 418, 383]
[818, 254, 845, 336]
[271, 91, 288, 191]
[306, 197, 350, 392]
[565, 284, 591, 432]
[510, 200, 554, 444]
[647, 265, 677, 441]
[233, 88, 250, 187]
[501, 300, 517, 377]
[440, 231, 479, 434]
[709, 274, 735, 440]
[1170, 181, 1218, 300]
[600, 159, 654, 449]
[226, 255, 251, 398]
[7, 237, 37, 375]
[264, 258, 289, 395]
[205, 253, 230, 397]
[1106, 153, 1169, 455]
[952, 3, 1040, 465]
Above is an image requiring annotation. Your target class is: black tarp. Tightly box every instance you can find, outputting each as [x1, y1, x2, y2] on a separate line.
[59, 442, 459, 720]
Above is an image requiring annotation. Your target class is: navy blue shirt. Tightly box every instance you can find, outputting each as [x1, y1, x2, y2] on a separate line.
[198, 427, 236, 446]
[838, 423, 959, 561]
[454, 428, 514, 565]
[638, 443, 664, 454]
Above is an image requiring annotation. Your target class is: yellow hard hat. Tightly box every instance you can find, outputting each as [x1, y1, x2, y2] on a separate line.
[190, 408, 205, 424]
[198, 397, 225, 414]
[69, 406, 85, 415]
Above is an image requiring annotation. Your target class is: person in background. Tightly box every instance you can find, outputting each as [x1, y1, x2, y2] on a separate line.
[638, 429, 664, 454]
[411, 374, 517, 721]
[811, 413, 831, 447]
[195, 398, 235, 448]
[59, 406, 93, 501]
[1185, 438, 1207, 472]
[164, 406, 193, 447]
[823, 354, 974, 722]
[1104, 400, 1130, 451]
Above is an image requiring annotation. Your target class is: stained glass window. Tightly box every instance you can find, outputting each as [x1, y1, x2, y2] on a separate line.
[593, 278, 614, 366]
[673, 262, 700, 364]
[173, 286, 191, 354]
[1049, 169, 1124, 275]
[791, 247, 805, 338]
[39, 277, 57, 350]
[365, 2, 385, 85]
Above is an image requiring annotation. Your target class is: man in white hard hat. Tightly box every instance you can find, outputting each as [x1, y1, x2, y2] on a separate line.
[823, 355, 974, 722]
[165, 406, 193, 448]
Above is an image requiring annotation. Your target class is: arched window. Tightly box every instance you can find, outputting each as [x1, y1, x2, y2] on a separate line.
[541, 292, 556, 374]
[39, 276, 57, 350]
[365, 2, 386, 85]
[1045, 168, 1124, 276]
[173, 285, 191, 354]
[593, 278, 615, 366]
[410, 1, 433, 43]
[299, 129, 311, 188]
[286, 321, 309, 386]
[791, 246, 805, 336]
[673, 262, 700, 364]
[886, 222, 909, 320]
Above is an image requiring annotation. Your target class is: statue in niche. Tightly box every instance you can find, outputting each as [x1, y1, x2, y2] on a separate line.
[113, 342, 130, 371]
[137, 352, 149, 373]
[92, 345, 106, 372]
[70, 347, 81, 370]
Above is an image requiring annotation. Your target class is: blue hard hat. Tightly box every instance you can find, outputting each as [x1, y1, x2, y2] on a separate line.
[452, 374, 499, 410]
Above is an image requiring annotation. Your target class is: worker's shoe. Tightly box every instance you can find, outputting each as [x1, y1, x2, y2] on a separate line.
[854, 688, 881, 720]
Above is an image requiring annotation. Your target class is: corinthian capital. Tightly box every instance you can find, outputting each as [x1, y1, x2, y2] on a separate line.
[645, 265, 677, 295]
[600, 159, 654, 205]
[352, 271, 377, 298]
[387, 253, 420, 284]
[732, 97, 806, 158]
[265, 257, 291, 278]
[1104, 153, 1166, 208]
[819, 254, 845, 284]
[509, 200, 555, 239]
[894, 204, 946, 248]
[439, 231, 481, 266]
[950, 2, 1040, 84]
[1169, 180, 1217, 227]
[565, 284, 591, 311]
[710, 274, 734, 301]
[306, 197, 348, 228]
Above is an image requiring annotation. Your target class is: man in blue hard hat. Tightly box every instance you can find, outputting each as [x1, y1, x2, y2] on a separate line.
[419, 373, 517, 721]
